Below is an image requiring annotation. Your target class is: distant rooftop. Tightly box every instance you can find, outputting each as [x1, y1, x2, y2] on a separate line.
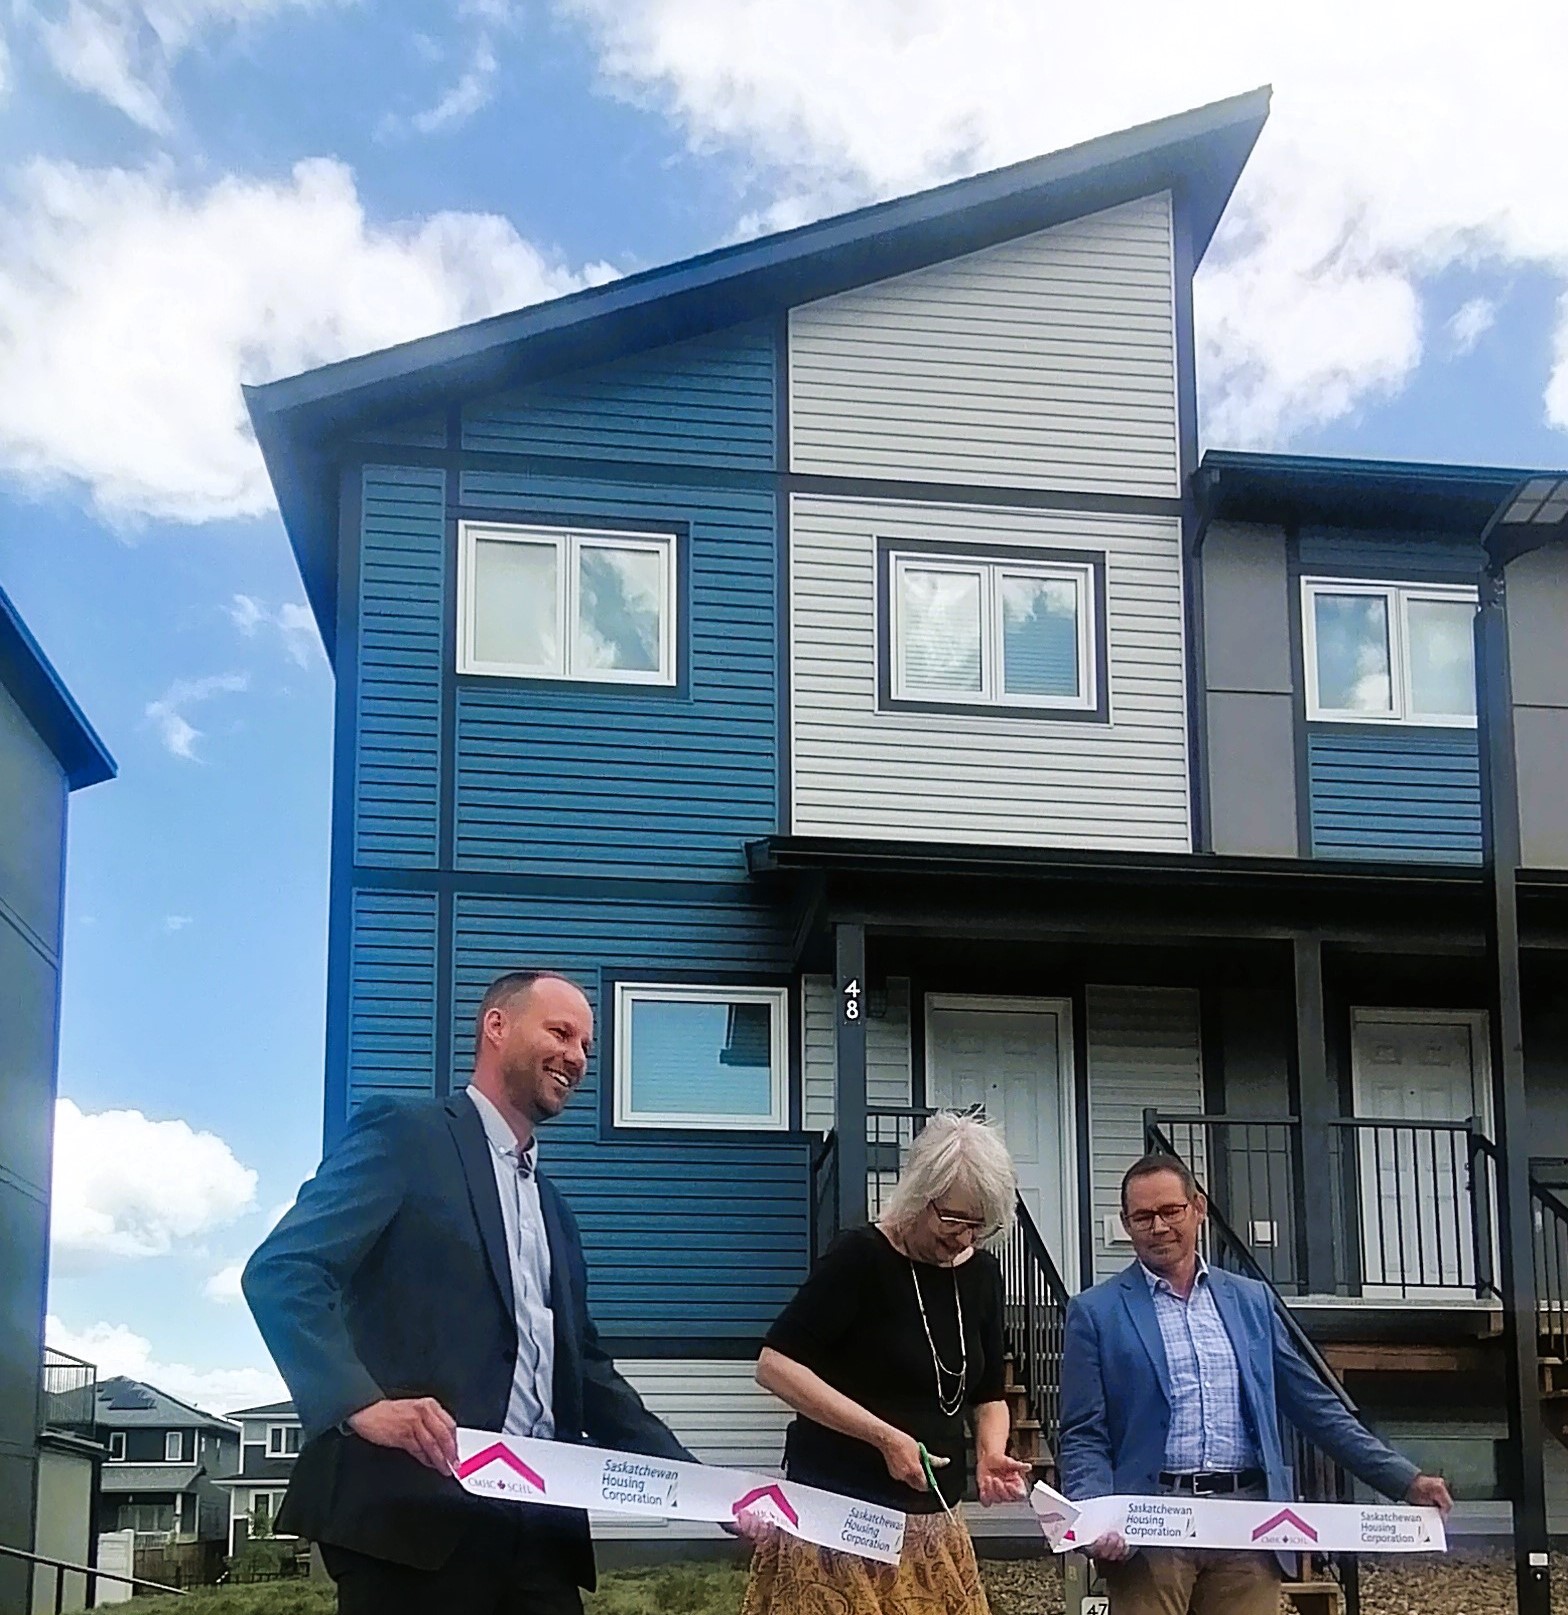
[94, 1376, 240, 1434]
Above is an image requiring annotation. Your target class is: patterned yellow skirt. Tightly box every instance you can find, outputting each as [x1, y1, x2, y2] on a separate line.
[740, 1511, 990, 1615]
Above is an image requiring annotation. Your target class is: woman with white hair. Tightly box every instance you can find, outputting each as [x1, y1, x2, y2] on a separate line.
[741, 1111, 1031, 1615]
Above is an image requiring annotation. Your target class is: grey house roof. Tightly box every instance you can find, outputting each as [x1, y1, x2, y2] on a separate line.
[99, 1464, 204, 1494]
[94, 1377, 240, 1435]
[227, 1400, 297, 1421]
[212, 1454, 297, 1486]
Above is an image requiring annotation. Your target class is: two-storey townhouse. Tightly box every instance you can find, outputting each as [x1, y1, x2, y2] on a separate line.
[0, 587, 114, 1611]
[216, 1400, 303, 1555]
[93, 1379, 238, 1546]
[243, 83, 1568, 1566]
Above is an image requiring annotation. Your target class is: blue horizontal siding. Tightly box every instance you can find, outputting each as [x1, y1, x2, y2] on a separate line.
[1299, 527, 1481, 580]
[454, 472, 777, 878]
[451, 891, 804, 1336]
[462, 324, 776, 469]
[347, 890, 440, 1112]
[356, 466, 446, 866]
[1307, 728, 1482, 863]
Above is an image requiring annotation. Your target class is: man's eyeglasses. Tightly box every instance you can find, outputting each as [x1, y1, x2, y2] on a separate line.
[930, 1203, 1000, 1239]
[1124, 1202, 1193, 1233]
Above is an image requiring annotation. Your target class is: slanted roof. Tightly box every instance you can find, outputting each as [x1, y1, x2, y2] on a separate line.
[95, 1377, 239, 1434]
[99, 1463, 204, 1494]
[211, 1453, 298, 1485]
[247, 89, 1271, 656]
[227, 1400, 296, 1421]
[0, 585, 115, 790]
[1196, 449, 1565, 538]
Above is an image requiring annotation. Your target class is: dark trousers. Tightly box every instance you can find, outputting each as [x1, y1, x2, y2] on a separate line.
[321, 1510, 585, 1615]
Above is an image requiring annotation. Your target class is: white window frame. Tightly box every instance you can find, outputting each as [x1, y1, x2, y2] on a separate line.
[457, 521, 677, 686]
[1302, 578, 1478, 728]
[614, 983, 789, 1132]
[107, 1430, 126, 1461]
[887, 550, 1097, 712]
[164, 1430, 184, 1462]
[266, 1423, 301, 1458]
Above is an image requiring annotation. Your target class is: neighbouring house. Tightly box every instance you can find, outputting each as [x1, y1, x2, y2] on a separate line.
[216, 1400, 302, 1556]
[243, 81, 1568, 1567]
[0, 586, 114, 1611]
[93, 1379, 238, 1545]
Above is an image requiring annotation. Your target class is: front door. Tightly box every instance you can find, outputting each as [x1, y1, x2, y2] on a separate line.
[924, 995, 1078, 1289]
[1351, 1009, 1491, 1297]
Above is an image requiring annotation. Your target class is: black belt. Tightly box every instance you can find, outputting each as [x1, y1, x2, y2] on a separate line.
[1159, 1468, 1265, 1495]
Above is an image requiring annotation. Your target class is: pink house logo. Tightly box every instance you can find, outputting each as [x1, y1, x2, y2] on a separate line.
[1251, 1508, 1319, 1545]
[454, 1443, 547, 1495]
[732, 1484, 801, 1528]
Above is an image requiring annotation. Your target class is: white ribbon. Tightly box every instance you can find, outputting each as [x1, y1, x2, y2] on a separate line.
[452, 1429, 906, 1564]
[1030, 1482, 1446, 1555]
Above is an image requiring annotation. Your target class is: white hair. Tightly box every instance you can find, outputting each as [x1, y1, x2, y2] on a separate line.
[879, 1111, 1018, 1240]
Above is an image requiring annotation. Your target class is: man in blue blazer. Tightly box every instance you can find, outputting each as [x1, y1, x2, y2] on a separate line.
[244, 970, 695, 1615]
[1059, 1153, 1451, 1615]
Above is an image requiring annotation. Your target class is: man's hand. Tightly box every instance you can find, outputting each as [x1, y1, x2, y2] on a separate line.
[347, 1397, 458, 1474]
[1405, 1473, 1453, 1515]
[877, 1427, 942, 1492]
[1089, 1530, 1130, 1562]
[976, 1450, 1032, 1505]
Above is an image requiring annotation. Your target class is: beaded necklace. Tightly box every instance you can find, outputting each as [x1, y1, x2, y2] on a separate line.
[909, 1258, 967, 1419]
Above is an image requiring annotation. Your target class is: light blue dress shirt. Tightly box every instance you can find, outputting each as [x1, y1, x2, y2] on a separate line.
[1141, 1257, 1259, 1474]
[467, 1086, 556, 1439]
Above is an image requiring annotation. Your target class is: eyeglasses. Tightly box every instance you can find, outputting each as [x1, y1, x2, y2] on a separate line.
[1124, 1202, 1193, 1233]
[930, 1203, 1000, 1239]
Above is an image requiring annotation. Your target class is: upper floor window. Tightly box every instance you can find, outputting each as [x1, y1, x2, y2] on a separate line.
[107, 1430, 126, 1461]
[164, 1430, 184, 1462]
[879, 540, 1105, 718]
[266, 1424, 302, 1457]
[613, 983, 788, 1131]
[458, 522, 676, 686]
[1302, 579, 1477, 727]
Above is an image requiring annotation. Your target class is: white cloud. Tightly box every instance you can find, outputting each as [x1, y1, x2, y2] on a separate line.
[203, 1262, 243, 1302]
[28, 0, 351, 132]
[412, 37, 498, 134]
[46, 1314, 285, 1413]
[227, 593, 320, 665]
[1449, 297, 1498, 357]
[51, 1098, 258, 1266]
[0, 156, 616, 524]
[564, 0, 1568, 446]
[163, 913, 193, 930]
[144, 672, 248, 758]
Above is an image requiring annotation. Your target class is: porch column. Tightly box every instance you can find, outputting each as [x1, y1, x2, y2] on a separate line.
[1290, 937, 1337, 1295]
[834, 922, 869, 1228]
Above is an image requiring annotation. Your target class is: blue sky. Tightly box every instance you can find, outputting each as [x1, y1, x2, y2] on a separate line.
[4, 0, 1567, 1410]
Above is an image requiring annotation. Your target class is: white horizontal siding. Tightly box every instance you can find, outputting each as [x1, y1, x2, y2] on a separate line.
[789, 194, 1177, 495]
[788, 495, 1190, 848]
[1087, 986, 1204, 1281]
[591, 1359, 790, 1538]
[801, 976, 914, 1132]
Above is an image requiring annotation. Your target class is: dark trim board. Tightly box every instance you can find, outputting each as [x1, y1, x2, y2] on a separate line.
[596, 1338, 766, 1360]
[1286, 524, 1313, 858]
[775, 310, 793, 838]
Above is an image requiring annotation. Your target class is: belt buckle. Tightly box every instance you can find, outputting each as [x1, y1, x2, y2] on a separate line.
[1191, 1474, 1220, 1496]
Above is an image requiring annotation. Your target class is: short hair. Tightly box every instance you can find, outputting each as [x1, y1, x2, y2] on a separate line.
[473, 970, 576, 1055]
[880, 1111, 1018, 1241]
[1120, 1153, 1200, 1214]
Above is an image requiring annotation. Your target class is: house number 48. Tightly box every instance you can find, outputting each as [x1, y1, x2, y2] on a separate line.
[842, 979, 861, 1021]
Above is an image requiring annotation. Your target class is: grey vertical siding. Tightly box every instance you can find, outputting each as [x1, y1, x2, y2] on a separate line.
[1508, 546, 1568, 869]
[1201, 523, 1298, 857]
[789, 195, 1177, 495]
[1087, 985, 1203, 1281]
[355, 466, 446, 867]
[801, 976, 914, 1132]
[789, 495, 1190, 849]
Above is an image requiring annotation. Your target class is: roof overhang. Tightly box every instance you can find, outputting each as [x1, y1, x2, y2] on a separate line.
[0, 587, 115, 790]
[247, 88, 1271, 657]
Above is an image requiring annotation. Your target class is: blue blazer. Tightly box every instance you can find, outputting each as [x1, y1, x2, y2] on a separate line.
[1059, 1264, 1417, 1520]
[242, 1091, 693, 1583]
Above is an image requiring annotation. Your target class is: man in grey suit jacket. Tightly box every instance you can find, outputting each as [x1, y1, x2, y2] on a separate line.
[1059, 1153, 1451, 1615]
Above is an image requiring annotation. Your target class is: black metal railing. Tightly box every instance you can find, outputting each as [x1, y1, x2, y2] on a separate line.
[998, 1196, 1072, 1469]
[866, 1106, 935, 1221]
[39, 1346, 96, 1440]
[0, 1539, 186, 1610]
[1532, 1173, 1568, 1366]
[810, 1130, 839, 1264]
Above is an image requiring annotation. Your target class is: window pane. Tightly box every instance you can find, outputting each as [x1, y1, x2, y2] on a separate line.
[1313, 592, 1392, 713]
[472, 538, 558, 669]
[898, 567, 982, 693]
[1408, 597, 1476, 718]
[1001, 573, 1082, 698]
[629, 998, 776, 1119]
[576, 544, 664, 674]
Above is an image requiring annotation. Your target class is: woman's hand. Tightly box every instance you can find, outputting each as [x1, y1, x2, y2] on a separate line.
[975, 1450, 1032, 1505]
[877, 1427, 942, 1491]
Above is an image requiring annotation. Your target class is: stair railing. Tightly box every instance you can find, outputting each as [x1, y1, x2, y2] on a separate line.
[997, 1195, 1073, 1472]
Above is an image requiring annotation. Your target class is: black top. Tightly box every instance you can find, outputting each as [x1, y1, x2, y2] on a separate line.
[764, 1225, 1006, 1513]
